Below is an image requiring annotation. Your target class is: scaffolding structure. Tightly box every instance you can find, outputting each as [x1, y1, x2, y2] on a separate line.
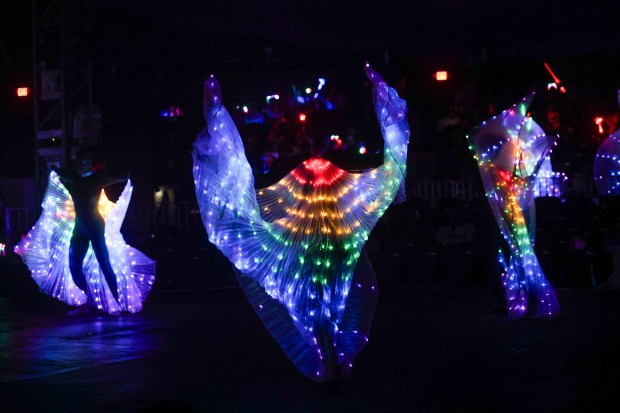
[32, 0, 99, 179]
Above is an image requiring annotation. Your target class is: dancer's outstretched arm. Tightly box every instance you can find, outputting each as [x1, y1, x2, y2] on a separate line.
[193, 75, 260, 216]
[364, 62, 409, 170]
[192, 75, 268, 273]
[345, 63, 410, 223]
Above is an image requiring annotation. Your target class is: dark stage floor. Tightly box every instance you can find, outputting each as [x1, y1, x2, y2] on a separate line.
[1, 255, 620, 413]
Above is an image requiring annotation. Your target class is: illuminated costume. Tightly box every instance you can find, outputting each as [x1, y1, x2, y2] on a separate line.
[594, 129, 620, 196]
[192, 64, 409, 381]
[467, 93, 560, 318]
[15, 170, 156, 314]
[594, 130, 620, 290]
[533, 156, 567, 198]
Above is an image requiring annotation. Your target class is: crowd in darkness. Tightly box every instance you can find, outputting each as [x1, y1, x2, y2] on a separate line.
[223, 76, 385, 189]
[173, 67, 619, 295]
[206, 62, 620, 190]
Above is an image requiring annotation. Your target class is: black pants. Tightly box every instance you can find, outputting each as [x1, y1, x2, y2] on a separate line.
[69, 219, 119, 302]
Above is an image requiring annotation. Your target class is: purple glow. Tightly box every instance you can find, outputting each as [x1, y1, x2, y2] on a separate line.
[593, 129, 620, 195]
[192, 64, 409, 381]
[14, 172, 156, 314]
[467, 94, 560, 319]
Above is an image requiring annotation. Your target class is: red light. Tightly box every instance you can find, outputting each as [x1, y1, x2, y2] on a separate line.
[498, 169, 514, 184]
[594, 116, 604, 134]
[17, 87, 29, 97]
[295, 158, 344, 187]
[299, 113, 306, 122]
[304, 158, 330, 172]
[543, 62, 561, 84]
[435, 71, 448, 81]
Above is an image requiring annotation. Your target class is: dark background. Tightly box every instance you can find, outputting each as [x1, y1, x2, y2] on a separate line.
[2, 1, 620, 206]
[1, 6, 620, 411]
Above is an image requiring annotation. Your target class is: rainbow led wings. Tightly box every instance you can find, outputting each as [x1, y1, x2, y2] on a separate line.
[467, 94, 560, 319]
[192, 64, 409, 381]
[594, 129, 620, 196]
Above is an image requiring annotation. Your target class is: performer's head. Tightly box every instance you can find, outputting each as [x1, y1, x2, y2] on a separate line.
[304, 110, 344, 157]
[73, 146, 104, 176]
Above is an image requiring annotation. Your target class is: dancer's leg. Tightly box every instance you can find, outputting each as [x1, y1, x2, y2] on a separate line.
[90, 230, 119, 302]
[68, 229, 93, 315]
[69, 230, 90, 294]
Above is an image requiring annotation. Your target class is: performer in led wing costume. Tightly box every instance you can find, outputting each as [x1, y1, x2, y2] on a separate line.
[593, 129, 620, 196]
[593, 130, 620, 290]
[467, 93, 560, 319]
[193, 64, 409, 381]
[15, 152, 156, 315]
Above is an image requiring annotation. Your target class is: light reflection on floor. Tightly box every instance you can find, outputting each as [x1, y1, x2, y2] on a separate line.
[0, 315, 161, 382]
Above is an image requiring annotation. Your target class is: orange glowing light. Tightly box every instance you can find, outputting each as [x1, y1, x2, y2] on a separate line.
[435, 71, 448, 81]
[299, 113, 306, 122]
[17, 87, 29, 97]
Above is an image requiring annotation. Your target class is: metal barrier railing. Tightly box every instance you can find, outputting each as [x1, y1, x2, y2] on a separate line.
[0, 177, 599, 247]
[3, 207, 38, 246]
[1, 201, 201, 247]
[122, 201, 202, 241]
[408, 179, 482, 208]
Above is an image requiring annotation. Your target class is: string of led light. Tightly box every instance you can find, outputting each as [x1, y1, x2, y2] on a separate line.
[14, 171, 156, 314]
[593, 129, 620, 195]
[192, 64, 409, 381]
[467, 94, 560, 319]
